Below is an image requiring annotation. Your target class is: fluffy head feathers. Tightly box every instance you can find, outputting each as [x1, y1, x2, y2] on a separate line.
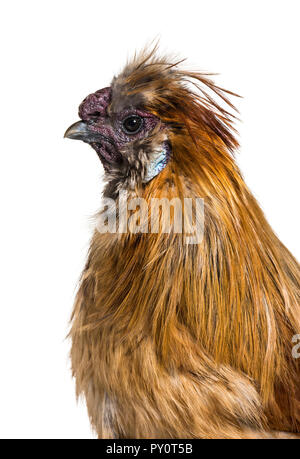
[65, 46, 240, 198]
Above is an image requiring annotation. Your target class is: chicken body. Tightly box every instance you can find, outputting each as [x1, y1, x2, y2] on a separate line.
[66, 48, 300, 438]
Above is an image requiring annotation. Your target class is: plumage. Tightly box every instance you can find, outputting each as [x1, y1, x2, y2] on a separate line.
[65, 46, 300, 438]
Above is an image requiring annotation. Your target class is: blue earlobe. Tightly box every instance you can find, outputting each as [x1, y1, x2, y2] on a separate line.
[144, 142, 171, 183]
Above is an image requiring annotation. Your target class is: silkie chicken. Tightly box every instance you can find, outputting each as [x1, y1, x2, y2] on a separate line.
[65, 47, 300, 439]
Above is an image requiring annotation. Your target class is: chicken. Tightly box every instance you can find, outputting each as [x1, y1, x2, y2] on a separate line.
[64, 46, 300, 439]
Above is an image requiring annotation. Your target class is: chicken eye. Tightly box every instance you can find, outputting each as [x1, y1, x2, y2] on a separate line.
[122, 115, 143, 134]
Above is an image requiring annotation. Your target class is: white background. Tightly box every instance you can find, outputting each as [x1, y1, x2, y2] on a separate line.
[0, 0, 299, 439]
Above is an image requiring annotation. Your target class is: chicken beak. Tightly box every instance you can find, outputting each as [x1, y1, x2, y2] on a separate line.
[64, 121, 91, 141]
[64, 120, 121, 164]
